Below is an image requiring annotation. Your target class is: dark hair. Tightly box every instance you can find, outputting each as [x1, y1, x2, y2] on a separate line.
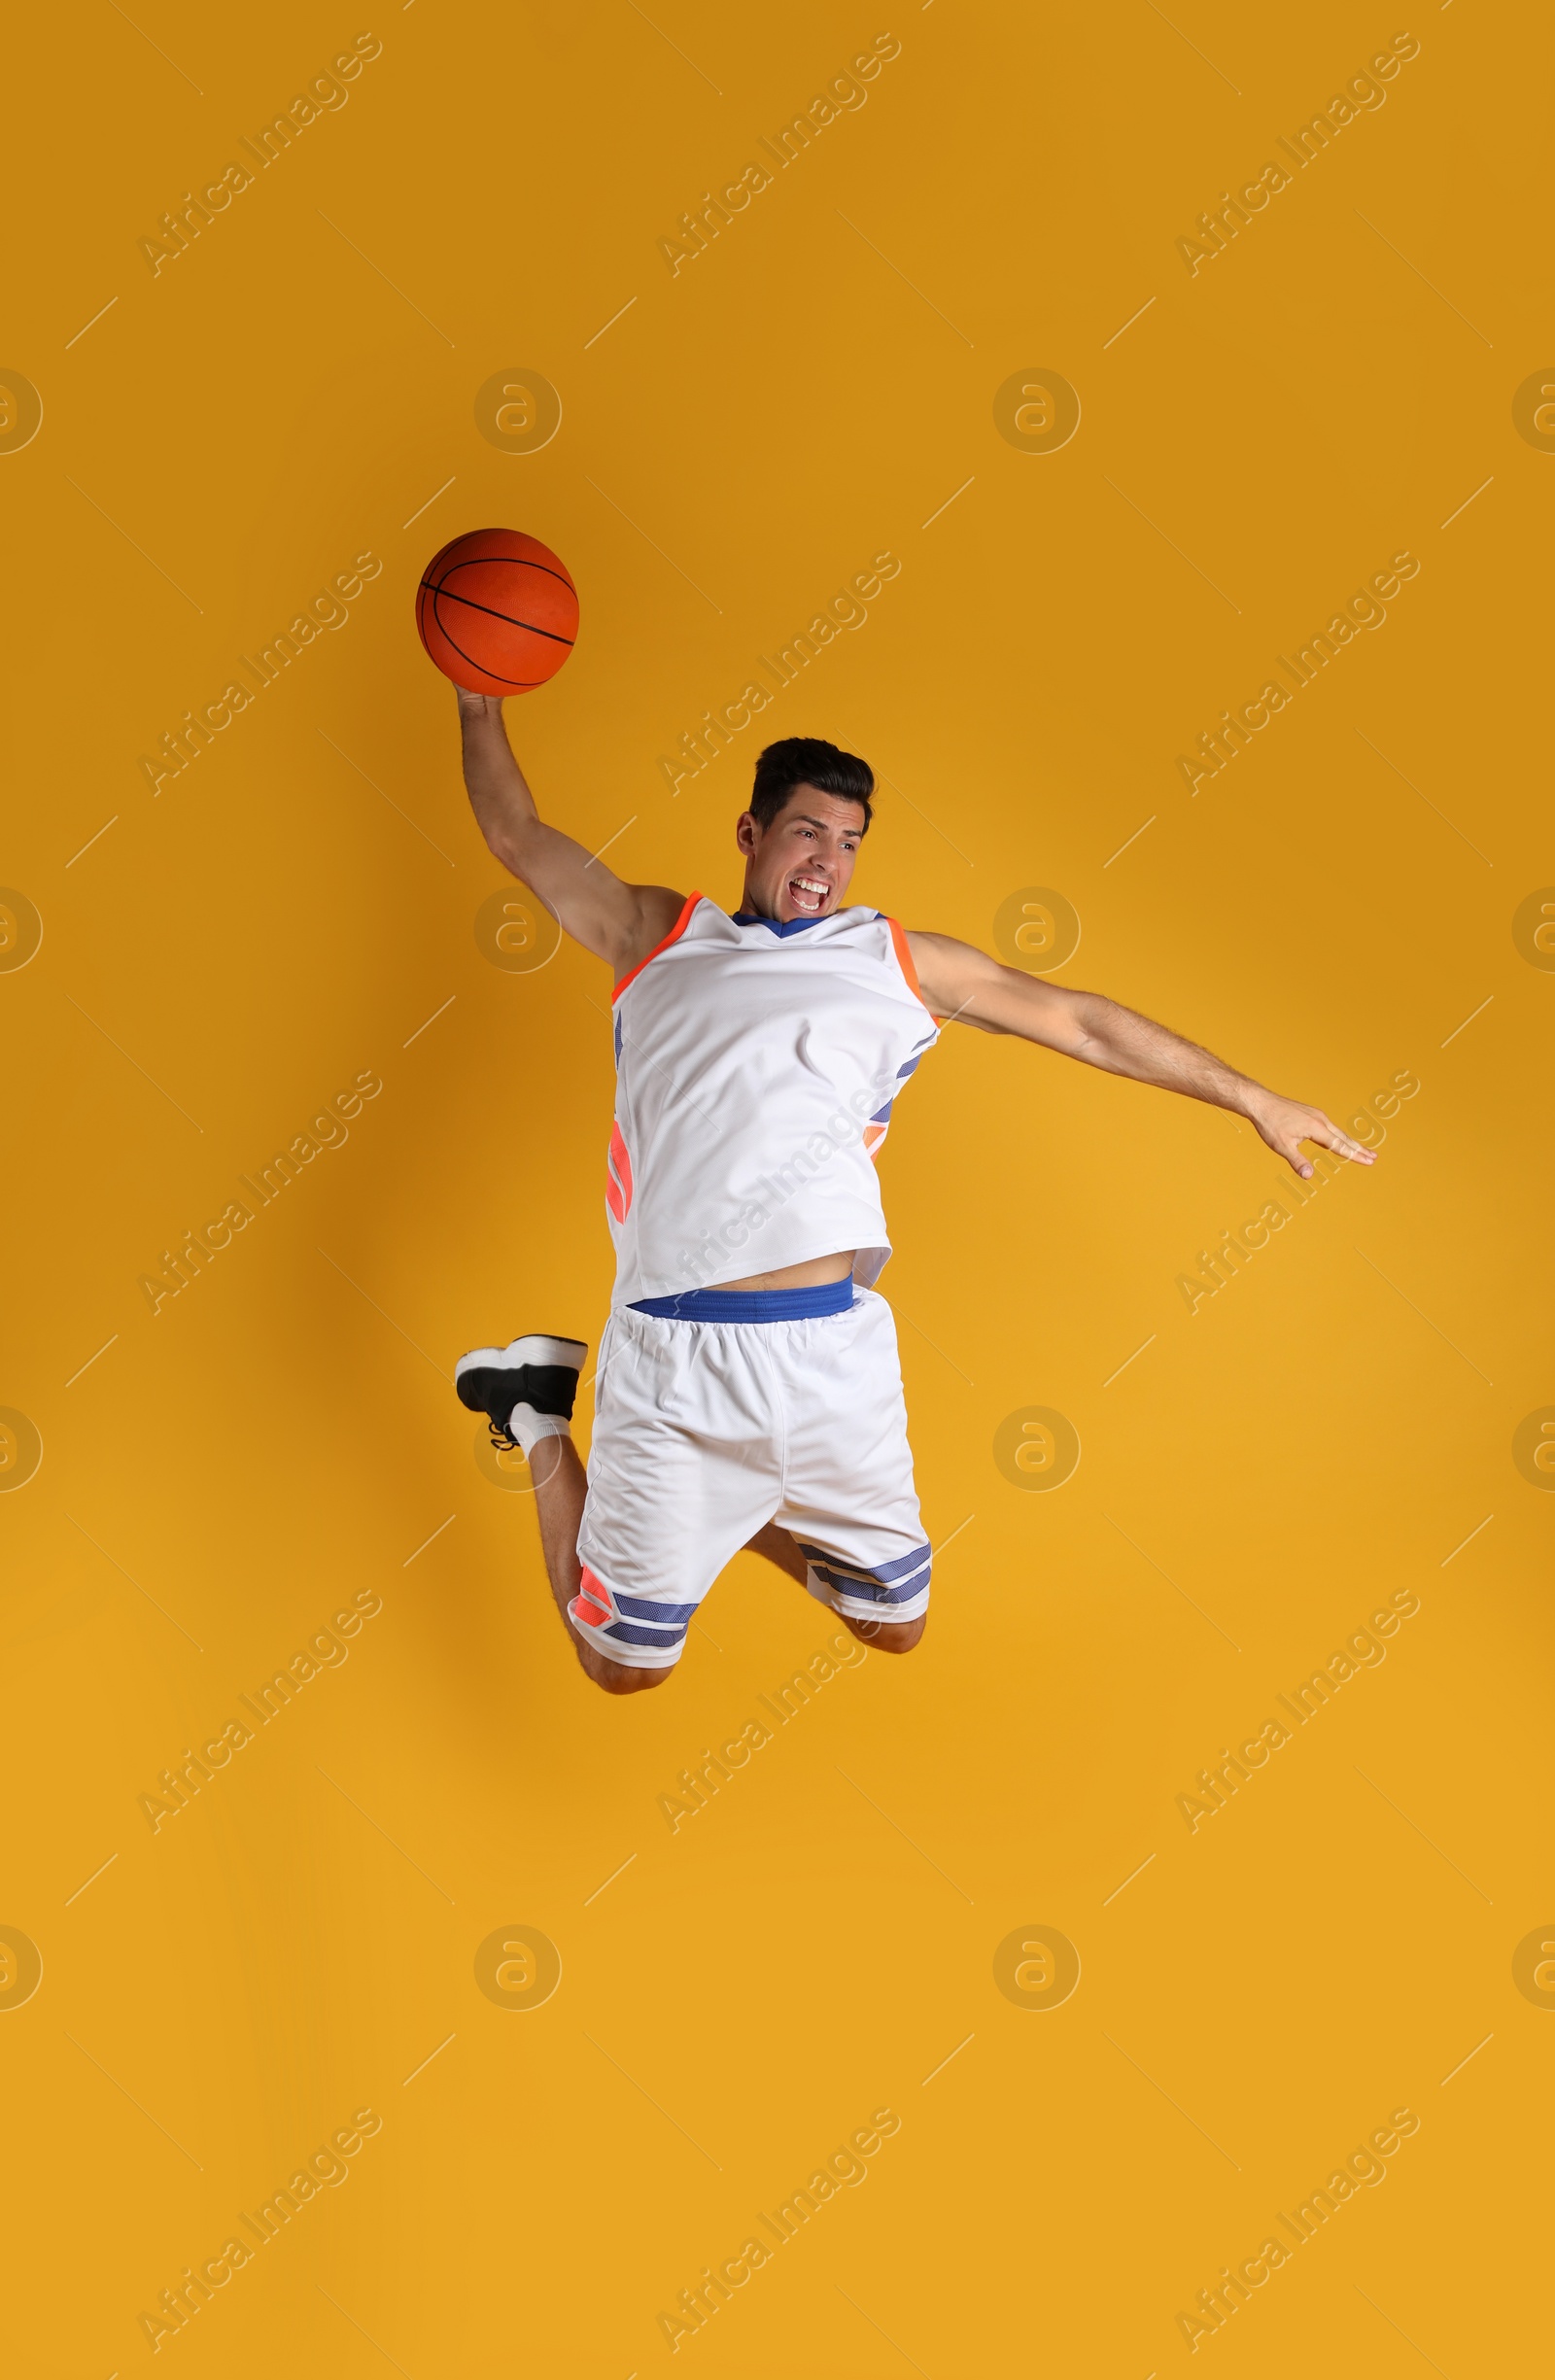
[747, 736, 874, 833]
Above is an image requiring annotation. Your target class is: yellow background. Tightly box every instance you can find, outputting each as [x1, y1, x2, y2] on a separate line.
[4, 2, 1550, 2372]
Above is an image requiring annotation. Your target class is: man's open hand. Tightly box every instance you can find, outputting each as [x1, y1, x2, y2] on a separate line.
[1248, 1092, 1376, 1178]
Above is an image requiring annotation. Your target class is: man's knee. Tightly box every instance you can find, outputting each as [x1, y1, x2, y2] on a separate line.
[842, 1611, 927, 1655]
[581, 1649, 674, 1695]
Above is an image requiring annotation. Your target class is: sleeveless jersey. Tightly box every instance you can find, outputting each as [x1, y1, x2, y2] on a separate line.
[605, 896, 938, 1306]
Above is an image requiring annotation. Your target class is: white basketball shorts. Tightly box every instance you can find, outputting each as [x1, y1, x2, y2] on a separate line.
[570, 1282, 931, 1670]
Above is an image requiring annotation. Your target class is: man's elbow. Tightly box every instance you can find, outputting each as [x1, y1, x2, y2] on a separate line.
[1063, 1005, 1113, 1063]
[486, 827, 532, 880]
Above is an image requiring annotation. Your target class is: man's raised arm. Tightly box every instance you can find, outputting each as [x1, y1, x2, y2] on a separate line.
[907, 929, 1375, 1182]
[457, 689, 684, 974]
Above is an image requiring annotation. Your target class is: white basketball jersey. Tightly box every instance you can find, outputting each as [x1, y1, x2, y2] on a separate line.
[605, 897, 939, 1305]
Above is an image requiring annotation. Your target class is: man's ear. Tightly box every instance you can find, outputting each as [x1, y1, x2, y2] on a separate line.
[736, 811, 758, 855]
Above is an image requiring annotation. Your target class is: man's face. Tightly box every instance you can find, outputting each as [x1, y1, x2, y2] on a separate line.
[735, 785, 867, 923]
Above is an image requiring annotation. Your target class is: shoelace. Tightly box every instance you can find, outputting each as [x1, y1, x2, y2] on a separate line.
[487, 1414, 520, 1454]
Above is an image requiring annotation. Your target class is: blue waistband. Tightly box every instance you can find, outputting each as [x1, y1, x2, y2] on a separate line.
[629, 1278, 856, 1324]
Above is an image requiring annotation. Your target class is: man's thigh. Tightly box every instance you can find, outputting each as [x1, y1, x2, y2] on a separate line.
[572, 1312, 782, 1671]
[773, 1291, 932, 1632]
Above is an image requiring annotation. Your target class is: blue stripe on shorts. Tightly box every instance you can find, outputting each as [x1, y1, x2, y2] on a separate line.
[798, 1537, 930, 1585]
[630, 1277, 855, 1324]
[808, 1563, 930, 1607]
[605, 1618, 692, 1649]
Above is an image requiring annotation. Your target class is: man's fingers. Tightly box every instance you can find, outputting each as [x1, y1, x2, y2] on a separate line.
[1309, 1118, 1377, 1165]
[1277, 1125, 1377, 1176]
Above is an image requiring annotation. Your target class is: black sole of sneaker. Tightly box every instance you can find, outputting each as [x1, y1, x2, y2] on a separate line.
[454, 1334, 588, 1428]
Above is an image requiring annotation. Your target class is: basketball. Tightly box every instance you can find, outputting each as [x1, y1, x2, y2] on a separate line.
[416, 527, 578, 696]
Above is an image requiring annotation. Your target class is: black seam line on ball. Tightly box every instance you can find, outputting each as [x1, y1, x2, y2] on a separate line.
[429, 600, 544, 687]
[426, 555, 577, 604]
[416, 580, 574, 647]
[427, 554, 578, 604]
[418, 584, 549, 683]
[433, 552, 575, 595]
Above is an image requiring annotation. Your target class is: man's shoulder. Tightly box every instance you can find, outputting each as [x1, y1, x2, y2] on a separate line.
[611, 886, 699, 990]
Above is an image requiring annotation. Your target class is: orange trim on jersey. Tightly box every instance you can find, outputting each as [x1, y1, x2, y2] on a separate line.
[886, 915, 935, 1014]
[612, 891, 703, 1002]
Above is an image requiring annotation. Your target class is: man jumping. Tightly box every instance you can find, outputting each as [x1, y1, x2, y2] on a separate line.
[452, 697, 1374, 1694]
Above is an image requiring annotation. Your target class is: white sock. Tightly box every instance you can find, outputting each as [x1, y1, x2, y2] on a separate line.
[508, 1402, 572, 1460]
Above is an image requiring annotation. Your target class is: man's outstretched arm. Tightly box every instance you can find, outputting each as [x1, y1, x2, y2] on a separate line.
[906, 930, 1375, 1180]
[457, 689, 684, 975]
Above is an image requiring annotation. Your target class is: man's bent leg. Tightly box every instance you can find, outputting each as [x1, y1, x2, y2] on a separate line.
[454, 1331, 658, 1694]
[531, 1436, 670, 1695]
[765, 1291, 932, 1656]
[743, 1521, 926, 1655]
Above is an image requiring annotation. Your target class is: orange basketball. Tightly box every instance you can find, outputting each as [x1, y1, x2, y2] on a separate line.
[415, 527, 578, 696]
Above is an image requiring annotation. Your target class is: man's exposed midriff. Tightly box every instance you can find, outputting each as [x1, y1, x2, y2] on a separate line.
[715, 1250, 856, 1293]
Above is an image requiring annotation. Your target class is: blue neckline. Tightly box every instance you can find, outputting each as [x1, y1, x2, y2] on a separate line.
[731, 909, 832, 937]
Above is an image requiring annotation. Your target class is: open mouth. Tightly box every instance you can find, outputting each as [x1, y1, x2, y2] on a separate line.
[787, 874, 831, 915]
